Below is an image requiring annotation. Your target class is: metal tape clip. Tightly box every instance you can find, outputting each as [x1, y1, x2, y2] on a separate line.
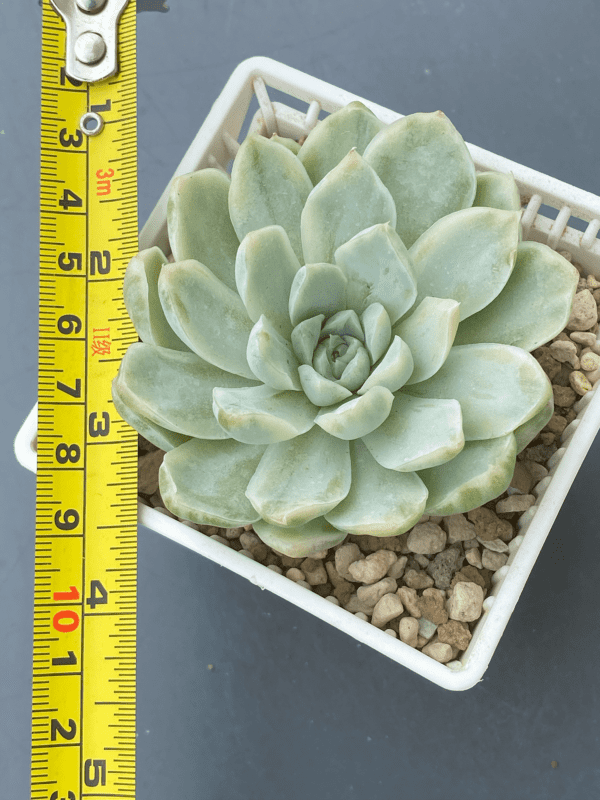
[50, 0, 130, 83]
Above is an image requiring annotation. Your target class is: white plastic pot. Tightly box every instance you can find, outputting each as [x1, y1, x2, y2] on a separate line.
[16, 56, 600, 690]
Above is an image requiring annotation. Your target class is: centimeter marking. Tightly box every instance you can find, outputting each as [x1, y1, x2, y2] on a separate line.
[34, 2, 138, 797]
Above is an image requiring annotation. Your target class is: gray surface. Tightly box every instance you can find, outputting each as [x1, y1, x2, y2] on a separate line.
[3, 1, 600, 797]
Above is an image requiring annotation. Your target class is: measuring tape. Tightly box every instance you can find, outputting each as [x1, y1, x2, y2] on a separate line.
[34, 1, 138, 797]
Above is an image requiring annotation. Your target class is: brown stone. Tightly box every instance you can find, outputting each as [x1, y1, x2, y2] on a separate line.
[467, 507, 510, 542]
[510, 461, 534, 494]
[403, 568, 435, 590]
[138, 449, 164, 495]
[533, 347, 562, 381]
[437, 620, 473, 650]
[397, 586, 421, 618]
[301, 558, 328, 585]
[552, 384, 577, 408]
[451, 565, 489, 591]
[545, 413, 567, 435]
[417, 588, 449, 625]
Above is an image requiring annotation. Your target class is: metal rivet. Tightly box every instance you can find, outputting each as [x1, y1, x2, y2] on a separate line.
[75, 0, 109, 11]
[74, 32, 107, 65]
[80, 112, 105, 137]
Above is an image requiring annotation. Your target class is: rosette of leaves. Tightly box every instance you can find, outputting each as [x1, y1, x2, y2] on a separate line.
[114, 103, 578, 557]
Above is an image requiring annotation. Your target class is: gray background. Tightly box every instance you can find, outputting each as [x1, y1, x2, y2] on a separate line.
[3, 1, 600, 798]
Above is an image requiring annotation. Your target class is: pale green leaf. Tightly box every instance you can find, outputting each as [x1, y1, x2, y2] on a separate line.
[167, 169, 239, 290]
[408, 207, 520, 321]
[229, 134, 312, 263]
[315, 386, 394, 440]
[123, 247, 190, 351]
[406, 343, 553, 440]
[418, 434, 517, 516]
[358, 336, 413, 394]
[334, 223, 417, 323]
[363, 110, 476, 247]
[254, 518, 347, 558]
[392, 297, 460, 385]
[159, 438, 266, 527]
[235, 225, 300, 339]
[298, 101, 385, 185]
[291, 315, 325, 365]
[325, 439, 428, 535]
[301, 149, 397, 265]
[246, 316, 301, 391]
[453, 241, 579, 351]
[473, 171, 521, 212]
[114, 342, 257, 439]
[245, 426, 351, 527]
[297, 365, 353, 406]
[361, 303, 392, 363]
[362, 393, 464, 471]
[158, 259, 255, 379]
[288, 263, 347, 327]
[212, 384, 317, 444]
[112, 379, 191, 452]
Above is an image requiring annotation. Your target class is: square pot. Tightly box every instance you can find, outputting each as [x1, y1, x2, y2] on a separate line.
[16, 56, 600, 690]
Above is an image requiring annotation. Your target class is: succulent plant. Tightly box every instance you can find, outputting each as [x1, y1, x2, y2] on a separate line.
[113, 102, 579, 557]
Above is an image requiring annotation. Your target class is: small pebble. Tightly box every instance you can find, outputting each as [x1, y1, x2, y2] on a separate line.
[344, 594, 376, 615]
[239, 549, 254, 560]
[347, 550, 397, 584]
[138, 449, 164, 494]
[477, 537, 509, 553]
[481, 550, 508, 571]
[447, 582, 484, 622]
[569, 370, 592, 395]
[426, 546, 462, 590]
[567, 289, 597, 331]
[384, 628, 398, 638]
[570, 331, 596, 347]
[418, 617, 438, 641]
[286, 568, 305, 582]
[552, 384, 577, 407]
[416, 635, 428, 649]
[387, 555, 407, 580]
[414, 553, 430, 569]
[407, 522, 447, 554]
[224, 526, 244, 540]
[421, 642, 453, 663]
[267, 564, 283, 574]
[371, 593, 404, 628]
[417, 588, 449, 625]
[495, 494, 535, 513]
[510, 462, 534, 494]
[465, 548, 482, 568]
[334, 543, 364, 581]
[467, 507, 512, 542]
[442, 514, 477, 543]
[357, 577, 398, 608]
[399, 617, 420, 647]
[240, 532, 269, 561]
[325, 595, 340, 605]
[397, 586, 421, 618]
[549, 340, 580, 368]
[522, 460, 549, 483]
[545, 413, 567, 435]
[209, 534, 229, 546]
[403, 569, 435, 590]
[296, 580, 311, 590]
[437, 619, 472, 650]
[354, 612, 369, 621]
[301, 558, 328, 586]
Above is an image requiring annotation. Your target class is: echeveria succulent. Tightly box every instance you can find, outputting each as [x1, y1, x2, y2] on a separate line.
[114, 102, 579, 557]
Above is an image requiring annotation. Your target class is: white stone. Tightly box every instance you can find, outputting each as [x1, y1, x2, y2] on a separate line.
[481, 550, 508, 571]
[371, 593, 404, 628]
[549, 340, 580, 368]
[325, 595, 340, 605]
[447, 582, 484, 622]
[418, 617, 438, 641]
[567, 289, 598, 331]
[398, 616, 419, 647]
[347, 550, 397, 584]
[495, 494, 535, 513]
[357, 577, 398, 608]
[422, 642, 454, 663]
[477, 537, 509, 553]
[334, 543, 364, 581]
